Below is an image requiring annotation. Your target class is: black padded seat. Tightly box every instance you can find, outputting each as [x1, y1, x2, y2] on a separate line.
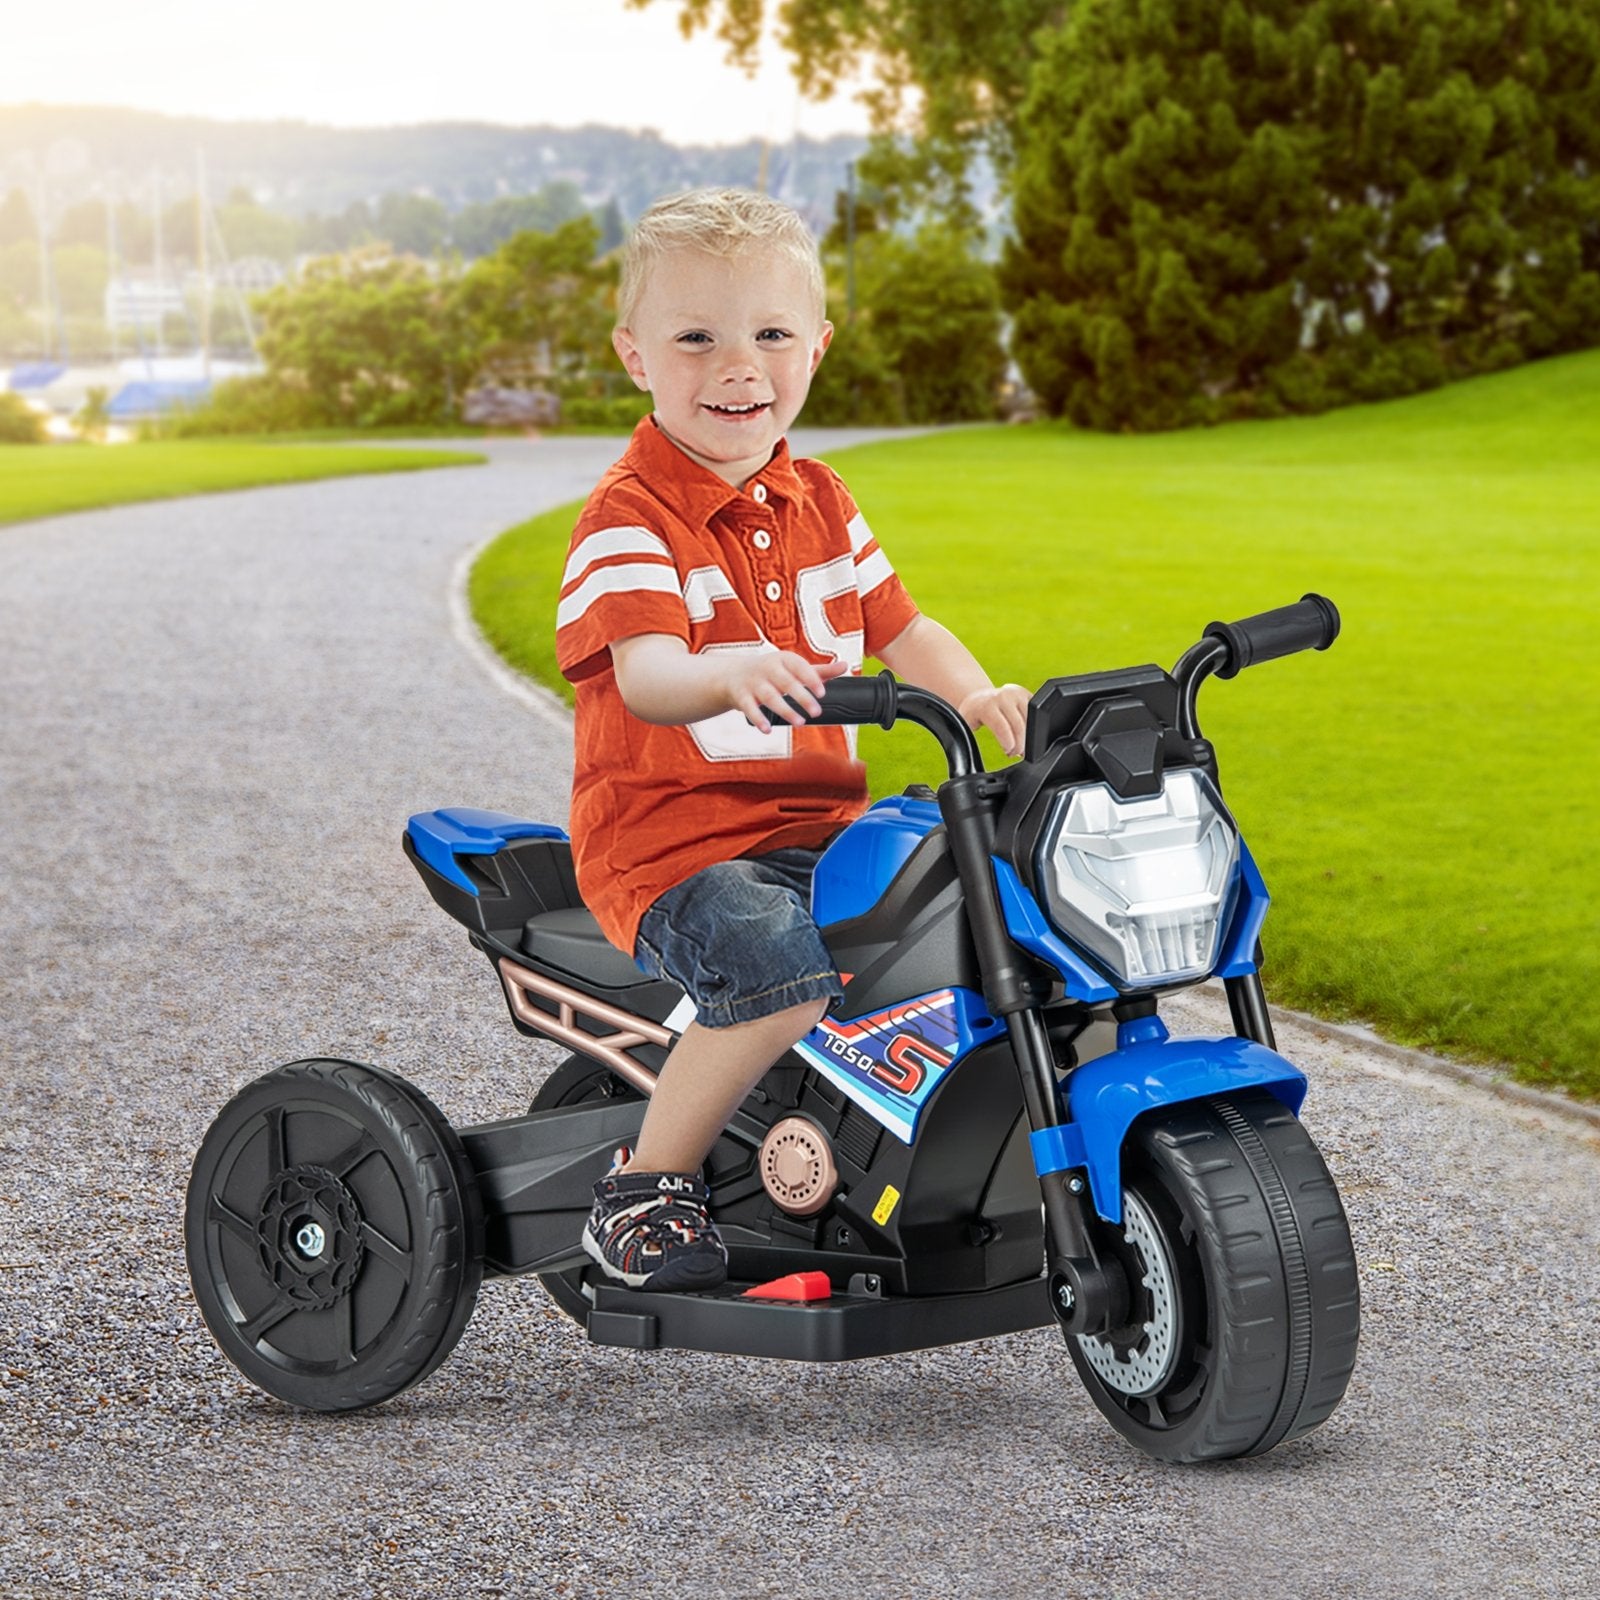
[521, 907, 648, 989]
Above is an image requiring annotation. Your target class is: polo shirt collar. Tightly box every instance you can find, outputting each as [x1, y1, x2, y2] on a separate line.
[626, 415, 805, 523]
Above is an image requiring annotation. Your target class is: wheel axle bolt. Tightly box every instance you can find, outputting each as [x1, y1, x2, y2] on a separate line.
[1057, 1281, 1076, 1311]
[295, 1222, 327, 1259]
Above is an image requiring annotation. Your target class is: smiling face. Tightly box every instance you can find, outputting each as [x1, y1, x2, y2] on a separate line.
[612, 244, 833, 488]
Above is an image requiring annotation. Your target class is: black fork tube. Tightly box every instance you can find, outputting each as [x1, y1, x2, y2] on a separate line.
[1226, 970, 1277, 1049]
[1007, 1007, 1096, 1256]
[938, 771, 1126, 1335]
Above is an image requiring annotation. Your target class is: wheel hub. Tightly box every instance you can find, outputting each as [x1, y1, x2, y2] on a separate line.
[1076, 1189, 1180, 1396]
[256, 1164, 365, 1310]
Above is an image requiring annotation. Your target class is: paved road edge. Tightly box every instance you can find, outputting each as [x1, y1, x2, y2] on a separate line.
[448, 531, 573, 733]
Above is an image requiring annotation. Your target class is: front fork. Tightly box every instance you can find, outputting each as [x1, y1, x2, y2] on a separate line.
[1005, 1004, 1130, 1337]
[940, 772, 1277, 1339]
[939, 773, 1126, 1336]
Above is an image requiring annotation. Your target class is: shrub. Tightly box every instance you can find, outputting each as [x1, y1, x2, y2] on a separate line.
[158, 374, 317, 438]
[0, 390, 46, 443]
[803, 329, 907, 426]
[559, 392, 653, 429]
[74, 386, 111, 442]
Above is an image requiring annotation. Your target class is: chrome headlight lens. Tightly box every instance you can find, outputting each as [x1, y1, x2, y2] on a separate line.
[1036, 770, 1240, 988]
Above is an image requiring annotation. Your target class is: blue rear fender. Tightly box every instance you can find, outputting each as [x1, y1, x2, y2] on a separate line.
[1031, 1019, 1308, 1224]
[406, 807, 568, 895]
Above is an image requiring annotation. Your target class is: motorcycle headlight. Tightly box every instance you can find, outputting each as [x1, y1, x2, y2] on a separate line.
[1035, 770, 1240, 988]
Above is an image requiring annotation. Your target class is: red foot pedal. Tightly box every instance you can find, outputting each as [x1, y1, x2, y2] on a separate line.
[741, 1271, 832, 1302]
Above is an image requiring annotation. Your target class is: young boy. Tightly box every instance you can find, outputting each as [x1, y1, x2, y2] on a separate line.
[555, 188, 1028, 1291]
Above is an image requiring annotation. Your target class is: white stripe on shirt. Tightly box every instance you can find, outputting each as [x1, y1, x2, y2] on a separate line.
[556, 562, 683, 630]
[846, 511, 874, 556]
[854, 547, 894, 596]
[561, 525, 672, 589]
[682, 564, 740, 623]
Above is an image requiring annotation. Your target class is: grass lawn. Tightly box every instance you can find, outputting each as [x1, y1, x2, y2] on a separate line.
[471, 350, 1600, 1099]
[0, 439, 483, 527]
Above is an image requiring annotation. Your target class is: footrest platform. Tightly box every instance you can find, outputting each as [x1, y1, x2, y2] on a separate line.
[585, 1272, 1053, 1361]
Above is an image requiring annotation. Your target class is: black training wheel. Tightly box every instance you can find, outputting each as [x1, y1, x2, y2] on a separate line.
[528, 1054, 643, 1323]
[1067, 1089, 1360, 1462]
[185, 1058, 483, 1411]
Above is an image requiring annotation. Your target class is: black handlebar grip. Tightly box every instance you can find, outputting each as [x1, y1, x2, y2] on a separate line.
[1204, 593, 1340, 680]
[764, 670, 900, 729]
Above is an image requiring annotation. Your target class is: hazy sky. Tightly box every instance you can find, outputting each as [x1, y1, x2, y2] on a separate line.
[5, 0, 875, 146]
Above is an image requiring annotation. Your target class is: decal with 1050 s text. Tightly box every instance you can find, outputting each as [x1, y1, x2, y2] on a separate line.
[793, 987, 1000, 1144]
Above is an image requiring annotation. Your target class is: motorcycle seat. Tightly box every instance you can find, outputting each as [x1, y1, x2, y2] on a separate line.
[521, 907, 649, 990]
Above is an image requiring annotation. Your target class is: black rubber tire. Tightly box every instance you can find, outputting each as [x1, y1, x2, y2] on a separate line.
[528, 1054, 644, 1323]
[1067, 1089, 1360, 1462]
[185, 1058, 484, 1412]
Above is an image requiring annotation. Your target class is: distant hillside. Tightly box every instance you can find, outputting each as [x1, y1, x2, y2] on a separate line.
[0, 104, 868, 228]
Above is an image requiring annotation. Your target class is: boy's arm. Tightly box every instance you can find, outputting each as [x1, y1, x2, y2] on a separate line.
[876, 614, 1030, 758]
[611, 634, 851, 734]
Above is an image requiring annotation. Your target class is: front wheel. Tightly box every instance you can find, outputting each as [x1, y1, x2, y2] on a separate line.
[185, 1058, 483, 1411]
[1067, 1089, 1359, 1462]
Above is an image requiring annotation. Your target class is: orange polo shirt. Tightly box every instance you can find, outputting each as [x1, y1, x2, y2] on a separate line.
[556, 417, 920, 955]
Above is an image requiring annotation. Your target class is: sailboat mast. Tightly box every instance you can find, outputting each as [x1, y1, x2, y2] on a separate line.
[106, 179, 120, 363]
[153, 168, 165, 361]
[35, 169, 53, 361]
[196, 150, 211, 381]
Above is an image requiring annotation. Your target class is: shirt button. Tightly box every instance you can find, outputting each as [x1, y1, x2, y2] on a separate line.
[752, 483, 768, 504]
[752, 529, 772, 550]
[764, 580, 782, 602]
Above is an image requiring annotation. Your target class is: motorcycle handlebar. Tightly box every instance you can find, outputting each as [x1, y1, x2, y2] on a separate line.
[1202, 593, 1340, 680]
[764, 672, 982, 778]
[797, 672, 899, 730]
[769, 593, 1341, 771]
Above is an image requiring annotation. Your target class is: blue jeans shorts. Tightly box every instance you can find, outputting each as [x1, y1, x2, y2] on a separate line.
[634, 846, 844, 1030]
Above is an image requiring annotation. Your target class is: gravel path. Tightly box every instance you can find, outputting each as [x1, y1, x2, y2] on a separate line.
[1, 439, 1596, 1600]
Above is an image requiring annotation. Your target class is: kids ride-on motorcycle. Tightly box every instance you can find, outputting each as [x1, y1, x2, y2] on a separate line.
[185, 595, 1359, 1463]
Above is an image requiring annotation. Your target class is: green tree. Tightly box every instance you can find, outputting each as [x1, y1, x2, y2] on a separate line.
[452, 184, 589, 257]
[374, 193, 450, 257]
[853, 224, 1004, 422]
[632, 0, 1057, 205]
[817, 189, 1001, 421]
[456, 216, 614, 394]
[298, 200, 375, 256]
[251, 246, 481, 428]
[803, 319, 905, 426]
[593, 195, 627, 256]
[1003, 0, 1600, 428]
[215, 197, 299, 263]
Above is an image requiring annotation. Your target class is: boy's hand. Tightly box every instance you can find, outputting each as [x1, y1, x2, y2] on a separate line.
[734, 652, 853, 734]
[957, 684, 1031, 759]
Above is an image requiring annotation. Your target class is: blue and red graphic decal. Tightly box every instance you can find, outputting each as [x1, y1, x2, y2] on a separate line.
[795, 987, 1002, 1144]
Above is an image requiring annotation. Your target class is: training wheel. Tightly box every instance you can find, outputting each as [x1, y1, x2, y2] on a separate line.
[184, 1058, 482, 1411]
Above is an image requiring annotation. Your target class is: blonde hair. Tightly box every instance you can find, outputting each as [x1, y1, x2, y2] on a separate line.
[616, 188, 826, 329]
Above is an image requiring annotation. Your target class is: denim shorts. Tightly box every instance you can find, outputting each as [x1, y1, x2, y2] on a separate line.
[634, 846, 844, 1030]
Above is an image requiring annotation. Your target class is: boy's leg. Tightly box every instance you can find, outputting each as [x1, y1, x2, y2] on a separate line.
[581, 848, 841, 1292]
[628, 1000, 828, 1175]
